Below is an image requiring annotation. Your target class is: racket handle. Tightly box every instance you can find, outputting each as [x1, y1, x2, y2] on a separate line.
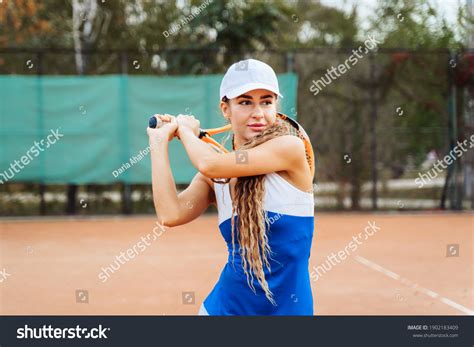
[148, 115, 204, 139]
[148, 116, 162, 129]
[148, 115, 182, 140]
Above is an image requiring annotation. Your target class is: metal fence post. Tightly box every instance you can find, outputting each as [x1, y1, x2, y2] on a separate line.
[285, 51, 294, 73]
[37, 51, 47, 216]
[441, 52, 462, 210]
[66, 47, 80, 215]
[369, 52, 378, 210]
[120, 51, 132, 215]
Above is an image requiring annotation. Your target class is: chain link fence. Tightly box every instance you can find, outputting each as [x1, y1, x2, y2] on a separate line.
[0, 47, 472, 215]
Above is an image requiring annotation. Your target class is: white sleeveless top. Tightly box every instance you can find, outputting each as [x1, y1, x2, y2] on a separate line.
[213, 172, 314, 224]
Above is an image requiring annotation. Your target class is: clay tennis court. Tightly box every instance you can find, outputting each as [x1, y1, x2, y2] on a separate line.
[0, 212, 472, 315]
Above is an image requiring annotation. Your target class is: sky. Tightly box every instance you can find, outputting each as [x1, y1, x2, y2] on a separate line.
[320, 0, 462, 28]
[319, 0, 466, 42]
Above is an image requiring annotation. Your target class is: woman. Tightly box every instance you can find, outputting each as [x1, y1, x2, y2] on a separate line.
[147, 59, 315, 315]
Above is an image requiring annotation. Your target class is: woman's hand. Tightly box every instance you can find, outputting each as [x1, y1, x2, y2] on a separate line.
[147, 114, 178, 143]
[176, 114, 200, 137]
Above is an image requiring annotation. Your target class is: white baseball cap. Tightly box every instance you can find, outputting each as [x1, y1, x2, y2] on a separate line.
[219, 59, 283, 100]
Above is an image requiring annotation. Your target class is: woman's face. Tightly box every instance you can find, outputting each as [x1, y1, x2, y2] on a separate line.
[221, 89, 277, 147]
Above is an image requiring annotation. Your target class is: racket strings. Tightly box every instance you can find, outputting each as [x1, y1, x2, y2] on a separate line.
[278, 117, 314, 177]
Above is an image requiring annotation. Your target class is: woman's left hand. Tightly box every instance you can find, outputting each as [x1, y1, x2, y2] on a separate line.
[176, 114, 200, 137]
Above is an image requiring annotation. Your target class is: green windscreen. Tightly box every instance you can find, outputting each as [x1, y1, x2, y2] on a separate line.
[0, 73, 298, 184]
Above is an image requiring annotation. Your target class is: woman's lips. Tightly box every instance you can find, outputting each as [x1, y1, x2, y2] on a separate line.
[248, 124, 266, 131]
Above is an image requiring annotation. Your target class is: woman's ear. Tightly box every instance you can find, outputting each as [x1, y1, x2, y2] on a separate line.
[220, 101, 230, 121]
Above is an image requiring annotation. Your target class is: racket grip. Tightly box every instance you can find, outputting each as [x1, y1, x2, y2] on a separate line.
[148, 116, 159, 128]
[148, 116, 181, 139]
[148, 115, 203, 137]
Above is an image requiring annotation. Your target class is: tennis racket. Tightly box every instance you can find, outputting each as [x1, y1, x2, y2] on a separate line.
[148, 113, 315, 177]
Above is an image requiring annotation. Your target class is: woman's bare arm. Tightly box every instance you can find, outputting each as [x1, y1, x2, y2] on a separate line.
[178, 127, 307, 179]
[149, 138, 181, 226]
[148, 116, 214, 227]
[171, 172, 215, 227]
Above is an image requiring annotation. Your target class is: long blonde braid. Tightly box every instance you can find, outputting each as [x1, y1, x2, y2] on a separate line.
[215, 119, 291, 305]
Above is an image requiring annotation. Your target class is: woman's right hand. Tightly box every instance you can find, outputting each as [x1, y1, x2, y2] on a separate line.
[147, 114, 178, 143]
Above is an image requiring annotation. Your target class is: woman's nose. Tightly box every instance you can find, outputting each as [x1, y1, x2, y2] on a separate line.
[252, 105, 264, 118]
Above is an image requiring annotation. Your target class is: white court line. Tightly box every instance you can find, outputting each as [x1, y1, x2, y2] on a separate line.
[354, 255, 474, 315]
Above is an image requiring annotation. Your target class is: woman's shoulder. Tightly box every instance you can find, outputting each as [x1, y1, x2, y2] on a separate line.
[199, 172, 216, 192]
[204, 175, 213, 187]
[194, 172, 217, 206]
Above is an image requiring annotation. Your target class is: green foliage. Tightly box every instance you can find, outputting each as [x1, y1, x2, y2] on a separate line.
[367, 0, 462, 49]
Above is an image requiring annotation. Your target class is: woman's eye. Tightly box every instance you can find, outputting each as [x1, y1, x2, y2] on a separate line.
[239, 100, 251, 105]
[237, 100, 272, 105]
